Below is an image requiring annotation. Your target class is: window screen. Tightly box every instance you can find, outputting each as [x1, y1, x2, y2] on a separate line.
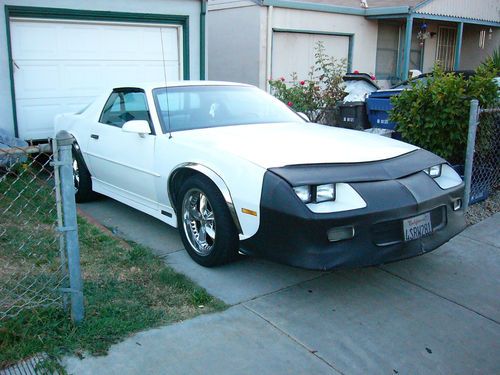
[375, 23, 400, 82]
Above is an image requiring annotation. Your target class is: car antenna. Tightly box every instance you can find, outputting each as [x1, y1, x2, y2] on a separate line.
[160, 29, 173, 139]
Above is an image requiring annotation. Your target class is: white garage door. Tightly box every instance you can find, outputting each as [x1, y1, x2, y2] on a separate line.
[10, 19, 182, 140]
[272, 32, 349, 81]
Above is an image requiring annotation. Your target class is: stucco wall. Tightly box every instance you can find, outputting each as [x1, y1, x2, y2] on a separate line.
[460, 25, 500, 70]
[0, 0, 201, 137]
[421, 22, 499, 73]
[207, 5, 262, 86]
[270, 8, 378, 76]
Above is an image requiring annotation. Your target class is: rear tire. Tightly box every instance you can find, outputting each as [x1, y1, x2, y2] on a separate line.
[72, 144, 97, 203]
[177, 174, 239, 267]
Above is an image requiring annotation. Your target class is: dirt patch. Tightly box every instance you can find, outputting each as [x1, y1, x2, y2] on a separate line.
[466, 189, 500, 225]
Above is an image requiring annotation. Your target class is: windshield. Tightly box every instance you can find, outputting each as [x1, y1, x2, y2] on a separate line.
[392, 76, 430, 90]
[153, 85, 304, 132]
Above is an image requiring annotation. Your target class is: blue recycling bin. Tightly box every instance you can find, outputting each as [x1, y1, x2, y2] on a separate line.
[366, 90, 400, 130]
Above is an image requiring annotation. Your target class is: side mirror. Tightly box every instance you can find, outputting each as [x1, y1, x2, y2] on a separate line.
[122, 120, 151, 137]
[297, 112, 310, 122]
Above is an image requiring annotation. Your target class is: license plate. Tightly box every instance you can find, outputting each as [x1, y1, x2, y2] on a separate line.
[403, 213, 432, 242]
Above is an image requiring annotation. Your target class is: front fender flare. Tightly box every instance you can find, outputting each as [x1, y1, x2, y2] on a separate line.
[168, 162, 243, 235]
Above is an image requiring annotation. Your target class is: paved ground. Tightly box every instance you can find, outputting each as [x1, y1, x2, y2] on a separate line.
[65, 199, 500, 374]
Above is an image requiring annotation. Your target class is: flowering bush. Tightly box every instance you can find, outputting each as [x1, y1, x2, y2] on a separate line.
[269, 42, 347, 123]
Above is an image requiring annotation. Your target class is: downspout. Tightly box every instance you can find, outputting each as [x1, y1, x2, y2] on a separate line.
[200, 0, 207, 80]
[266, 5, 273, 92]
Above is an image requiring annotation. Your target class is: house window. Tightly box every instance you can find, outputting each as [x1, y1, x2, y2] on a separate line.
[436, 26, 457, 71]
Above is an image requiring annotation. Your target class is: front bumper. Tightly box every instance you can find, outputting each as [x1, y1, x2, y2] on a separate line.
[240, 170, 466, 270]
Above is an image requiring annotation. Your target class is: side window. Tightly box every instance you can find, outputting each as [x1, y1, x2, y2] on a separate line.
[99, 91, 150, 128]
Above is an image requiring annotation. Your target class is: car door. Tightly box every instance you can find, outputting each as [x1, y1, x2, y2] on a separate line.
[86, 88, 159, 208]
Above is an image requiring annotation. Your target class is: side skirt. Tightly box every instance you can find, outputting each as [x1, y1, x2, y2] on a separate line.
[91, 178, 177, 228]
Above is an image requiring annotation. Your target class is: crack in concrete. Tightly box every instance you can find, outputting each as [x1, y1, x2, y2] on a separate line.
[378, 266, 500, 325]
[242, 304, 344, 375]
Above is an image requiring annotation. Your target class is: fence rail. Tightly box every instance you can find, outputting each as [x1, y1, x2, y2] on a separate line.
[464, 100, 500, 209]
[0, 132, 83, 323]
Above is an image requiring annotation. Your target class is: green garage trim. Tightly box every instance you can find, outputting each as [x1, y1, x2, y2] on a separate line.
[200, 0, 207, 80]
[5, 5, 191, 137]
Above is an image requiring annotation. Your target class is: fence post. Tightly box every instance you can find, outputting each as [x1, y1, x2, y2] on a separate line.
[463, 99, 479, 210]
[56, 130, 84, 323]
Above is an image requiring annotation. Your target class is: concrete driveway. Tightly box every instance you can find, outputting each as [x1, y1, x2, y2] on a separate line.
[66, 199, 500, 375]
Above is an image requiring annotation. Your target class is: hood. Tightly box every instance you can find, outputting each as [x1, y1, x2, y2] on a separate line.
[173, 122, 418, 169]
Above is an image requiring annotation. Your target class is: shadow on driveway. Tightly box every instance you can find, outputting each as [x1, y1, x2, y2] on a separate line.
[76, 199, 500, 374]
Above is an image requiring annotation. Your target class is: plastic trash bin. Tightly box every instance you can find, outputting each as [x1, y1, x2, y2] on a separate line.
[366, 90, 400, 130]
[338, 101, 370, 130]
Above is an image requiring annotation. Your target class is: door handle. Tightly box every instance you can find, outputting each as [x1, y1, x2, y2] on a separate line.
[90, 134, 99, 140]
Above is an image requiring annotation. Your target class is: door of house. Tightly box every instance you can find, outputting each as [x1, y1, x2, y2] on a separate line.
[436, 26, 457, 71]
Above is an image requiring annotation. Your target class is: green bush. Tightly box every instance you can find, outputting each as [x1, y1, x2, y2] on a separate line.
[269, 41, 346, 122]
[390, 63, 498, 164]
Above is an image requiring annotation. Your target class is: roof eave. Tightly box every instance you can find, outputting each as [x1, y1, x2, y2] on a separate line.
[261, 0, 365, 15]
[261, 1, 411, 17]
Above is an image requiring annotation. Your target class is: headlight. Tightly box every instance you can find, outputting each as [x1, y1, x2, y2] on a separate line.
[293, 185, 312, 203]
[316, 184, 336, 203]
[293, 184, 336, 203]
[423, 164, 442, 178]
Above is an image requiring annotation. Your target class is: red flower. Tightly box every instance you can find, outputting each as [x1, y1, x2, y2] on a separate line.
[287, 101, 293, 107]
[370, 75, 376, 80]
[300, 80, 305, 85]
[353, 70, 359, 74]
[280, 77, 285, 82]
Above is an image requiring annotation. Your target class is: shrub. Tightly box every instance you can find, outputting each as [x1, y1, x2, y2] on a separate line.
[269, 42, 347, 123]
[390, 63, 498, 164]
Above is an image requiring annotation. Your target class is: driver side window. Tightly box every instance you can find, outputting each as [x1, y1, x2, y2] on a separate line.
[100, 91, 150, 128]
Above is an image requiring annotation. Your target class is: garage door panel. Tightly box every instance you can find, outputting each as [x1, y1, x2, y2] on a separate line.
[11, 23, 59, 60]
[17, 97, 95, 139]
[272, 32, 349, 81]
[10, 19, 182, 139]
[14, 62, 60, 98]
[161, 28, 180, 61]
[62, 63, 105, 94]
[16, 101, 63, 139]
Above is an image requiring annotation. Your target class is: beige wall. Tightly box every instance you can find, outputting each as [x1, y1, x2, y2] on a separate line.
[209, 6, 379, 90]
[421, 22, 499, 73]
[207, 5, 263, 86]
[460, 25, 500, 70]
[270, 8, 378, 76]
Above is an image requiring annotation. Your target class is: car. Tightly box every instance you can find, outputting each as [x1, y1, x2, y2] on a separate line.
[55, 81, 466, 270]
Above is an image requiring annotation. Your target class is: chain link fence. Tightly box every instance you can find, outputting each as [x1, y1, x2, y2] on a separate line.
[464, 101, 500, 208]
[0, 132, 83, 324]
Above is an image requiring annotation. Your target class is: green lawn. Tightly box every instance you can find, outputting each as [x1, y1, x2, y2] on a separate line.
[0, 168, 226, 371]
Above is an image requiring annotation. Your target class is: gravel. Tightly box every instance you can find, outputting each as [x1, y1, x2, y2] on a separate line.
[465, 189, 500, 226]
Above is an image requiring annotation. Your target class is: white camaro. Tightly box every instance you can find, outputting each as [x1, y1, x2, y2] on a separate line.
[55, 81, 466, 270]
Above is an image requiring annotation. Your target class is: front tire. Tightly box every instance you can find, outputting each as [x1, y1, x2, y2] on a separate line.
[72, 144, 97, 203]
[177, 174, 239, 267]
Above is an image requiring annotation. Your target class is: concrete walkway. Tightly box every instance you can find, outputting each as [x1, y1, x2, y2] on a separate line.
[65, 199, 500, 374]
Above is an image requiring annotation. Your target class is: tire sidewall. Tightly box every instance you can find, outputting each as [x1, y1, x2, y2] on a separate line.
[72, 143, 95, 203]
[177, 174, 239, 267]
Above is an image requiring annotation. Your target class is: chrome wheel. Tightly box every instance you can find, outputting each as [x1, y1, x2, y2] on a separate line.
[182, 188, 216, 256]
[72, 159, 80, 193]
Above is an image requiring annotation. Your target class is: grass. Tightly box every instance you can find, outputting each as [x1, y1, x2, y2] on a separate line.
[0, 165, 226, 370]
